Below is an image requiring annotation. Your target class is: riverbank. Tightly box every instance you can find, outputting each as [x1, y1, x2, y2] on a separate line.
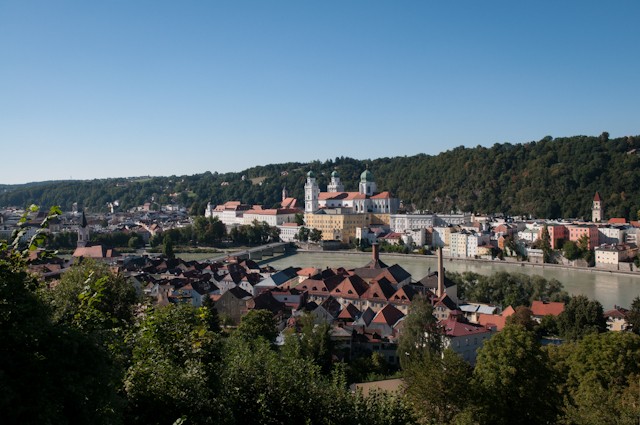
[262, 250, 640, 309]
[288, 248, 640, 278]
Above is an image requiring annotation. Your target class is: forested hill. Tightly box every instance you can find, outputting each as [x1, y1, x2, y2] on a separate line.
[2, 133, 639, 220]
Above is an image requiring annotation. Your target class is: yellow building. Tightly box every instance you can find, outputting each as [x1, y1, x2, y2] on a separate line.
[304, 209, 370, 243]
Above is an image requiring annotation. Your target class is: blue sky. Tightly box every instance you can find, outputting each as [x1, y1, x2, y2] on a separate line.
[1, 1, 639, 184]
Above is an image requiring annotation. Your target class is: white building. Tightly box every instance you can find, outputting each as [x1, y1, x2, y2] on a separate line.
[205, 201, 252, 226]
[304, 168, 399, 215]
[598, 226, 625, 245]
[594, 243, 638, 269]
[277, 222, 302, 242]
[242, 208, 299, 227]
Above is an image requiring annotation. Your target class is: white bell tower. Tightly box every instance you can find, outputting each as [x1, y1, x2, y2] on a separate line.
[304, 171, 320, 213]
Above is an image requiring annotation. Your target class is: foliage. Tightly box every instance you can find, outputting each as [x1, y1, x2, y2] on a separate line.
[229, 220, 280, 245]
[471, 324, 560, 425]
[162, 234, 175, 259]
[505, 305, 536, 332]
[124, 303, 226, 425]
[46, 258, 138, 329]
[4, 134, 640, 220]
[234, 309, 278, 343]
[556, 295, 606, 341]
[309, 228, 323, 243]
[0, 210, 123, 424]
[403, 349, 472, 424]
[282, 313, 335, 374]
[397, 295, 442, 368]
[448, 271, 569, 308]
[549, 332, 640, 424]
[627, 296, 640, 335]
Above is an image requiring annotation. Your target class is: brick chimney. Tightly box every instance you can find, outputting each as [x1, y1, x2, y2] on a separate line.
[372, 242, 380, 263]
[437, 247, 445, 298]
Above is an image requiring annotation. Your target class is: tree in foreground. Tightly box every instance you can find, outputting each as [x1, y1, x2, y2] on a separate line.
[124, 303, 226, 425]
[557, 295, 606, 341]
[627, 296, 640, 335]
[470, 324, 560, 425]
[234, 308, 278, 343]
[397, 295, 441, 368]
[404, 349, 472, 424]
[550, 331, 640, 424]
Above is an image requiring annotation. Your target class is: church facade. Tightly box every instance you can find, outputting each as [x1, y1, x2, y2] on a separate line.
[303, 169, 399, 243]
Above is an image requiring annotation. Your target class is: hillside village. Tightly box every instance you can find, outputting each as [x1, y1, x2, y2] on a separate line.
[4, 167, 639, 373]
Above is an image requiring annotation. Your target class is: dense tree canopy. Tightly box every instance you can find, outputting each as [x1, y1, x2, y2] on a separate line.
[3, 134, 640, 220]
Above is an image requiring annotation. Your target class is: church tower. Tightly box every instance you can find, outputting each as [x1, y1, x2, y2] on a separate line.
[327, 170, 344, 193]
[358, 167, 377, 196]
[77, 210, 90, 248]
[592, 192, 604, 222]
[304, 171, 320, 213]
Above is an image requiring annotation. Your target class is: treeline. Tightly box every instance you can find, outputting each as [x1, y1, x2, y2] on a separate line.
[2, 133, 640, 219]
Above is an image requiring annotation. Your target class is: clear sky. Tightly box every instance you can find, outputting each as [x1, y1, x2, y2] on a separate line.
[1, 1, 639, 184]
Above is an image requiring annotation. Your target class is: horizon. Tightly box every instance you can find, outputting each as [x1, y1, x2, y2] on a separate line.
[1, 131, 635, 186]
[2, 1, 639, 185]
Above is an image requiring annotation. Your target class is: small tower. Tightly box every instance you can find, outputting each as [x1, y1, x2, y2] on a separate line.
[592, 191, 603, 222]
[282, 185, 288, 202]
[304, 171, 320, 213]
[327, 169, 344, 193]
[358, 166, 377, 196]
[77, 210, 90, 248]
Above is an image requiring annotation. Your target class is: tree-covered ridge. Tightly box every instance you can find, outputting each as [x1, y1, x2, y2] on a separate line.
[2, 133, 640, 219]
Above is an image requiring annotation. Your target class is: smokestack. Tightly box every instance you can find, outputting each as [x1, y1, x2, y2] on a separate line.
[437, 247, 445, 298]
[372, 242, 379, 263]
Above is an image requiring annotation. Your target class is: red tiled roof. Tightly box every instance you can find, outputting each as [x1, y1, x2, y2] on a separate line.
[372, 304, 405, 326]
[338, 303, 361, 320]
[530, 300, 564, 317]
[370, 191, 391, 199]
[440, 317, 491, 337]
[319, 192, 367, 201]
[604, 308, 628, 319]
[594, 191, 601, 202]
[608, 218, 627, 224]
[331, 275, 369, 298]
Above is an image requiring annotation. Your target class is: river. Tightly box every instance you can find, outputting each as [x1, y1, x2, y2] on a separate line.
[256, 251, 640, 310]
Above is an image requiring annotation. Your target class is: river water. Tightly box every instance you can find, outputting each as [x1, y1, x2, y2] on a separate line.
[258, 251, 640, 310]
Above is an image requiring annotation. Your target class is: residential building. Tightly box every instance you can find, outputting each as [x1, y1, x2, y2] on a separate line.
[595, 243, 638, 269]
[567, 224, 600, 250]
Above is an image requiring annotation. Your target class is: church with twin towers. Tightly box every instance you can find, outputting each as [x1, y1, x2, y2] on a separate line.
[303, 168, 399, 243]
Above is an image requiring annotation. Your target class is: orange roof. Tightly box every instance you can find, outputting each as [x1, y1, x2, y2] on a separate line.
[372, 304, 405, 326]
[476, 306, 514, 331]
[608, 218, 627, 224]
[319, 192, 367, 201]
[530, 300, 564, 317]
[370, 191, 391, 199]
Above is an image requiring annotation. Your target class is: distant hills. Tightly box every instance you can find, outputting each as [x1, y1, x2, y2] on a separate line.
[2, 133, 639, 220]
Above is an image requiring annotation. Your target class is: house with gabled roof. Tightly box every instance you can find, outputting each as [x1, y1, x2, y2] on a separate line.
[388, 284, 423, 314]
[254, 266, 301, 294]
[530, 300, 564, 322]
[476, 305, 515, 331]
[353, 307, 376, 328]
[440, 312, 494, 365]
[331, 274, 369, 310]
[337, 303, 361, 324]
[370, 304, 405, 337]
[214, 286, 252, 324]
[361, 277, 396, 312]
[603, 306, 629, 331]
